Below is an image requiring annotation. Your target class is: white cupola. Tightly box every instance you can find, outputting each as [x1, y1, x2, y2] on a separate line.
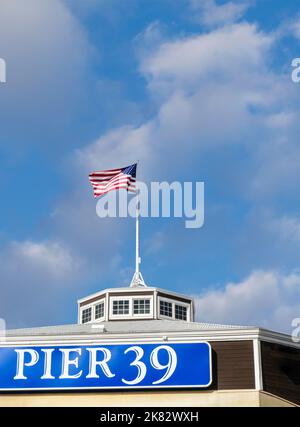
[77, 286, 194, 325]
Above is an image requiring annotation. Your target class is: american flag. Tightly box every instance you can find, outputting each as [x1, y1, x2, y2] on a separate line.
[89, 163, 137, 198]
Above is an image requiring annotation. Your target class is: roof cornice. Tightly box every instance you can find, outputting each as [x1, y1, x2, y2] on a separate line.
[77, 286, 193, 304]
[3, 327, 300, 349]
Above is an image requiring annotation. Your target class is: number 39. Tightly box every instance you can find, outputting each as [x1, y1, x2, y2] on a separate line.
[122, 345, 177, 385]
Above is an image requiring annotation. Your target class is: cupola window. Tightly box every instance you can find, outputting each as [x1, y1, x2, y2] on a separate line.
[112, 300, 130, 315]
[95, 302, 105, 320]
[175, 304, 187, 321]
[82, 307, 92, 324]
[133, 299, 150, 315]
[160, 300, 173, 318]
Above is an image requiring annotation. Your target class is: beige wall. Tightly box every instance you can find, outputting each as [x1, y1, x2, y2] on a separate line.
[259, 392, 295, 407]
[0, 390, 296, 407]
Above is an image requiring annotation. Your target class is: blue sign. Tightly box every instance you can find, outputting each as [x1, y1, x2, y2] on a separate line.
[0, 342, 212, 391]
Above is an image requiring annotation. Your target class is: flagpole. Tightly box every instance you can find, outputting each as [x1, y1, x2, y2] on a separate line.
[136, 189, 140, 278]
[130, 165, 146, 287]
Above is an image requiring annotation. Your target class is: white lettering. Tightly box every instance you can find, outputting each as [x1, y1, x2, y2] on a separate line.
[11, 344, 181, 385]
[122, 346, 147, 385]
[14, 349, 39, 380]
[41, 349, 55, 379]
[86, 347, 115, 378]
[59, 348, 82, 379]
[150, 345, 177, 384]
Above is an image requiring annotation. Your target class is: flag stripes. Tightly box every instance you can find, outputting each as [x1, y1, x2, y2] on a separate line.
[89, 164, 137, 198]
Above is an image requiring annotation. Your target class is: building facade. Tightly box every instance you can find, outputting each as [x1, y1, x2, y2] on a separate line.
[0, 285, 299, 407]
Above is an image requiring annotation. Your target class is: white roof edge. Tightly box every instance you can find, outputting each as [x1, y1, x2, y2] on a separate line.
[4, 321, 299, 348]
[77, 287, 157, 303]
[3, 328, 299, 349]
[257, 327, 299, 347]
[77, 286, 193, 304]
[156, 287, 194, 301]
[4, 326, 260, 339]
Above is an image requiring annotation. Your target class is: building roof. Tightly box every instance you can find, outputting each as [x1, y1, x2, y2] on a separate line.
[4, 319, 299, 349]
[5, 319, 255, 337]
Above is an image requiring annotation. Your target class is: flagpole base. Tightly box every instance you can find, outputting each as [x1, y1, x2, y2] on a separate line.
[130, 271, 147, 288]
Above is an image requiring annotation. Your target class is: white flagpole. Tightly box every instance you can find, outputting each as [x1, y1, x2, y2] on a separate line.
[130, 166, 146, 287]
[136, 189, 140, 278]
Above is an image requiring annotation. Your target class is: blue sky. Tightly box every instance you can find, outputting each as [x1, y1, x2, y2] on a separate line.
[1, 0, 300, 333]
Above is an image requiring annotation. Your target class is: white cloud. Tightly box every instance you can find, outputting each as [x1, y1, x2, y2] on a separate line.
[194, 270, 300, 333]
[190, 0, 250, 28]
[73, 19, 300, 199]
[78, 22, 277, 180]
[0, 239, 86, 327]
[140, 23, 272, 95]
[75, 124, 153, 177]
[9, 240, 80, 279]
[137, 20, 300, 203]
[131, 22, 288, 172]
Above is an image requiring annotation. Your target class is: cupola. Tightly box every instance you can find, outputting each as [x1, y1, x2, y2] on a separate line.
[78, 286, 194, 324]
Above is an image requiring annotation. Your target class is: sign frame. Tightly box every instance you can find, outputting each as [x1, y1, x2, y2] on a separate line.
[0, 339, 213, 392]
